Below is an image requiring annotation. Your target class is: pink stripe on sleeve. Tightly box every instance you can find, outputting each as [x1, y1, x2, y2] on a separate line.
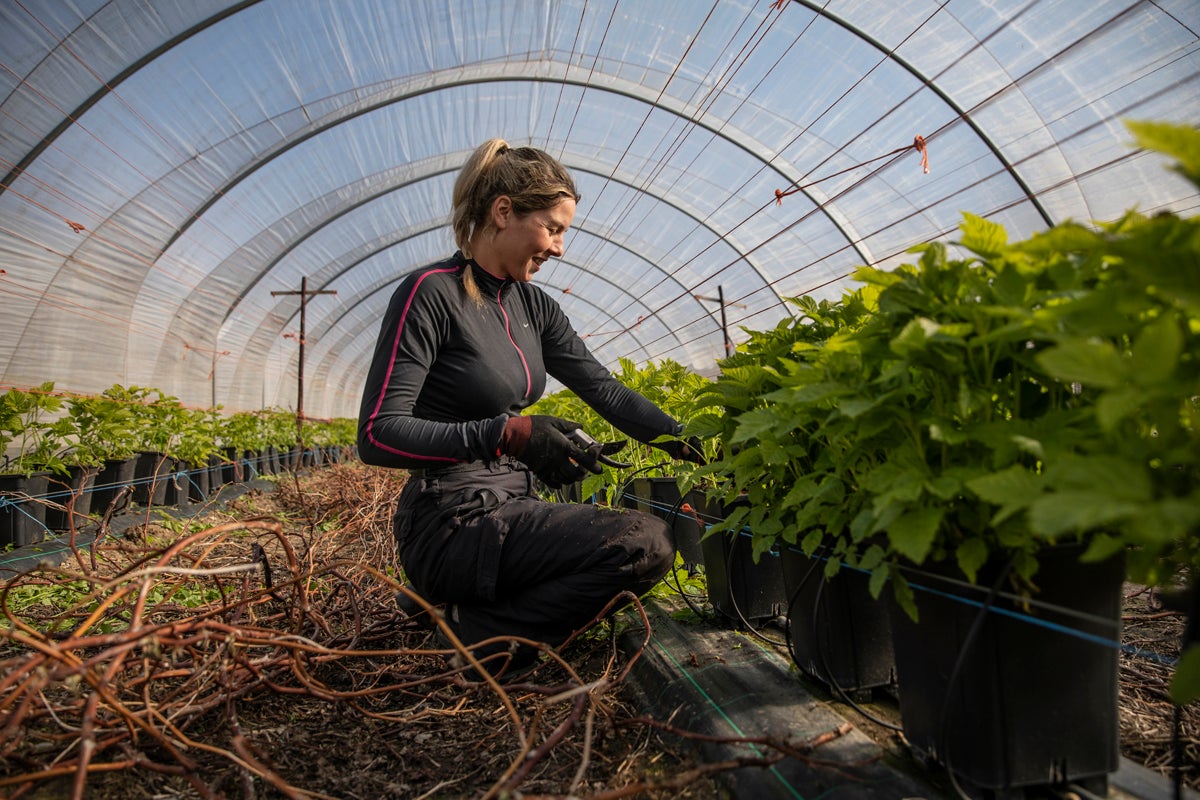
[364, 267, 461, 463]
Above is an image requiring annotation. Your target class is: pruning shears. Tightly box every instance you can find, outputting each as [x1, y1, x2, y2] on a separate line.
[568, 428, 632, 470]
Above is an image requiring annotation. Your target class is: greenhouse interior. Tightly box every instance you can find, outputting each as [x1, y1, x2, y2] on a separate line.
[1, 1, 1198, 798]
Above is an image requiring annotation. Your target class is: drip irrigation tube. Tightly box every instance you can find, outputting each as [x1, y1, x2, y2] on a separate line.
[782, 551, 902, 733]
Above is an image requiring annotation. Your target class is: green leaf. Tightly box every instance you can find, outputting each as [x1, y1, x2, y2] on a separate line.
[890, 317, 939, 358]
[1127, 120, 1200, 188]
[1079, 533, 1127, 563]
[801, 528, 824, 555]
[966, 465, 1041, 507]
[887, 506, 944, 564]
[891, 573, 918, 621]
[838, 397, 878, 418]
[782, 478, 820, 509]
[858, 544, 884, 571]
[868, 563, 889, 599]
[730, 408, 781, 443]
[1035, 339, 1125, 388]
[1170, 644, 1200, 705]
[959, 212, 1008, 258]
[1045, 455, 1150, 501]
[929, 421, 968, 445]
[924, 475, 961, 500]
[1028, 491, 1140, 537]
[1095, 387, 1144, 431]
[1129, 314, 1181, 385]
[956, 537, 990, 583]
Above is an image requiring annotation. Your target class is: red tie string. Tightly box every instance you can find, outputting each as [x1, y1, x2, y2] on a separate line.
[774, 133, 930, 205]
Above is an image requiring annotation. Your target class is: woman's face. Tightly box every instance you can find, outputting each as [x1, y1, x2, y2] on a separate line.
[477, 196, 576, 283]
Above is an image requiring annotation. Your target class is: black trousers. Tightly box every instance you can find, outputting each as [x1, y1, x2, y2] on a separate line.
[393, 460, 673, 653]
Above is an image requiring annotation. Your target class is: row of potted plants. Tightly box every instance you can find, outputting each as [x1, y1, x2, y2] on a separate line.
[534, 121, 1196, 796]
[677, 120, 1198, 794]
[0, 383, 358, 546]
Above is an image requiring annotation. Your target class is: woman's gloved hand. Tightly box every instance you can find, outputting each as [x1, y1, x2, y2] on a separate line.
[652, 435, 706, 465]
[499, 415, 595, 488]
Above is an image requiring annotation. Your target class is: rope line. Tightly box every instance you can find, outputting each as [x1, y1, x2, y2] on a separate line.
[590, 0, 957, 339]
[613, 66, 1199, 363]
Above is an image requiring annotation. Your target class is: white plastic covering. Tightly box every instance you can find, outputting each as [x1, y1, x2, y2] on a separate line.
[1, 0, 1197, 418]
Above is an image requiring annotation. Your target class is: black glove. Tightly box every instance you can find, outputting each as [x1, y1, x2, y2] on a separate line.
[499, 415, 595, 488]
[653, 435, 706, 465]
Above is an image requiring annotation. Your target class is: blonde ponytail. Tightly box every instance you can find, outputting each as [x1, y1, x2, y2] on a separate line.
[451, 138, 579, 304]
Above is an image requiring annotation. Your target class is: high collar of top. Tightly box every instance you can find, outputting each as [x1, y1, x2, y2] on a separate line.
[458, 251, 513, 300]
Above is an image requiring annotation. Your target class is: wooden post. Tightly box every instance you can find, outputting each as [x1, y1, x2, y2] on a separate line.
[271, 277, 337, 439]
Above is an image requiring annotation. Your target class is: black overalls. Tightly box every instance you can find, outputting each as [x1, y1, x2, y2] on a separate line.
[357, 253, 679, 667]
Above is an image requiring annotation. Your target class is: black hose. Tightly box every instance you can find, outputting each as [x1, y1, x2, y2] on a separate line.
[936, 557, 1016, 800]
[783, 548, 902, 732]
[719, 530, 787, 647]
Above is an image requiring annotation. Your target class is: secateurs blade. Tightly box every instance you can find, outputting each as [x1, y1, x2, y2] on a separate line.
[568, 428, 632, 469]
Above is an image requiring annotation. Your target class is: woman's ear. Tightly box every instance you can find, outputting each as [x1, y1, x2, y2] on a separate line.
[490, 195, 513, 230]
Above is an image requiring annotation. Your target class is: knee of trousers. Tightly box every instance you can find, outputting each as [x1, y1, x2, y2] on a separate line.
[628, 512, 675, 582]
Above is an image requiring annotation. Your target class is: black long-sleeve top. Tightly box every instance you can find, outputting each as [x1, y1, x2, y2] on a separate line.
[357, 252, 682, 470]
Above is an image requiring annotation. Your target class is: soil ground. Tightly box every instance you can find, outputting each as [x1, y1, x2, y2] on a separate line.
[0, 462, 1195, 799]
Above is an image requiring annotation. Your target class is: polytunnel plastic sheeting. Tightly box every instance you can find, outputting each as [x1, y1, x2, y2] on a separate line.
[0, 0, 1197, 419]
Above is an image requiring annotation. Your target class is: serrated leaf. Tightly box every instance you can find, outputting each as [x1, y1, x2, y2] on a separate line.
[869, 564, 889, 598]
[1028, 491, 1140, 537]
[966, 465, 1041, 506]
[838, 397, 877, 418]
[1095, 387, 1144, 431]
[1079, 533, 1127, 563]
[892, 573, 918, 621]
[1127, 120, 1200, 188]
[730, 408, 781, 443]
[1045, 455, 1150, 501]
[1130, 314, 1181, 385]
[801, 528, 824, 555]
[858, 544, 884, 571]
[891, 317, 939, 358]
[929, 421, 968, 445]
[959, 212, 1008, 258]
[887, 506, 944, 563]
[1170, 645, 1200, 705]
[924, 475, 961, 500]
[1035, 339, 1125, 388]
[781, 477, 818, 508]
[956, 537, 989, 583]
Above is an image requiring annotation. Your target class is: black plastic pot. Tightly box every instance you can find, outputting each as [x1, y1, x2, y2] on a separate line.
[262, 446, 279, 475]
[221, 448, 244, 484]
[888, 545, 1125, 794]
[0, 472, 49, 548]
[90, 457, 137, 517]
[162, 462, 192, 508]
[132, 451, 172, 506]
[206, 454, 225, 492]
[780, 545, 896, 693]
[700, 526, 788, 625]
[244, 450, 264, 479]
[44, 465, 97, 532]
[183, 460, 210, 502]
